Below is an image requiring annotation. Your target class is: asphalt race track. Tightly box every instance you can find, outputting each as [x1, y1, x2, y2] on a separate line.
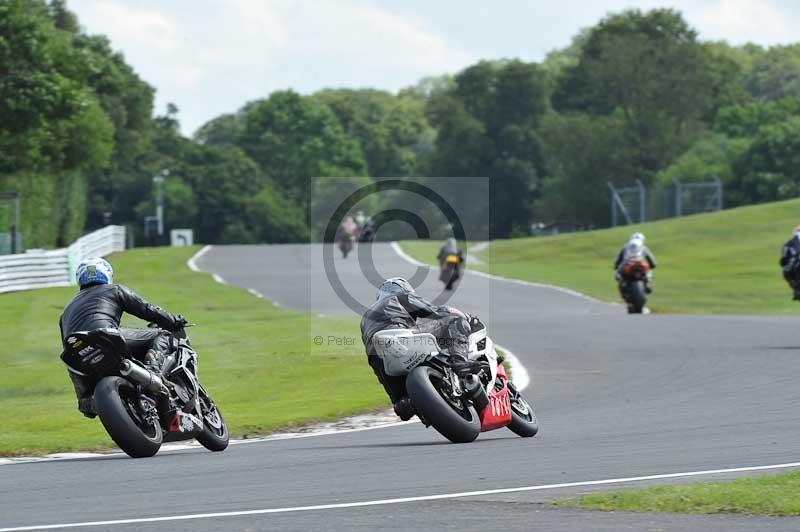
[3, 243, 800, 531]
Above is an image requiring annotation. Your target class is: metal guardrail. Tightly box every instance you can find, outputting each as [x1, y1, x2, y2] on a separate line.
[0, 226, 126, 294]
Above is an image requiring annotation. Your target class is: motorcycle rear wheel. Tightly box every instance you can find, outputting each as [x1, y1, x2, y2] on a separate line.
[406, 366, 480, 444]
[94, 377, 162, 458]
[629, 280, 646, 314]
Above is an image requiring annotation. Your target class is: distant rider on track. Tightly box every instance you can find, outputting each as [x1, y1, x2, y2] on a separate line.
[360, 278, 479, 421]
[780, 225, 800, 300]
[59, 258, 185, 418]
[437, 237, 465, 290]
[614, 232, 657, 293]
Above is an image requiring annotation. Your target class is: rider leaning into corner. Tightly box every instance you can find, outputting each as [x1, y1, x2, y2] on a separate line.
[59, 257, 186, 418]
[780, 225, 800, 300]
[360, 277, 480, 421]
[614, 232, 657, 292]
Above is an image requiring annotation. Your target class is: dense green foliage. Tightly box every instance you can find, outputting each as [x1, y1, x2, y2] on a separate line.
[0, 0, 114, 247]
[4, 4, 800, 245]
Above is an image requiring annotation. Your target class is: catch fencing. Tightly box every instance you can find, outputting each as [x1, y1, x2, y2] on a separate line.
[608, 177, 723, 226]
[0, 225, 126, 294]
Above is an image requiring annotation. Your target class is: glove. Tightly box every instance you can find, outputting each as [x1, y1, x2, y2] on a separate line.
[171, 314, 189, 331]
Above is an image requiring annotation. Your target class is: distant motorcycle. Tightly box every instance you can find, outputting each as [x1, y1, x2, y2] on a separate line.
[618, 258, 649, 313]
[358, 223, 375, 243]
[339, 234, 355, 258]
[61, 324, 228, 458]
[373, 316, 538, 443]
[439, 253, 462, 290]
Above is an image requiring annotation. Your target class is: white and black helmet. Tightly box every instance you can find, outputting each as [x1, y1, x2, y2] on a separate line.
[376, 277, 415, 300]
[630, 232, 645, 244]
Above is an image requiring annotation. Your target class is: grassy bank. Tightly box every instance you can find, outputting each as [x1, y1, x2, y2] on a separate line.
[402, 198, 800, 314]
[0, 247, 382, 456]
[554, 471, 800, 516]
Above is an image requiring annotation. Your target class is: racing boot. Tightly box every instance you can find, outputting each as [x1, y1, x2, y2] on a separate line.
[449, 353, 483, 377]
[142, 349, 177, 426]
[69, 372, 96, 418]
[78, 397, 97, 419]
[392, 397, 416, 421]
[143, 349, 165, 374]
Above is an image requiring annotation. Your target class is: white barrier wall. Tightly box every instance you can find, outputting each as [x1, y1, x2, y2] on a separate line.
[0, 226, 126, 294]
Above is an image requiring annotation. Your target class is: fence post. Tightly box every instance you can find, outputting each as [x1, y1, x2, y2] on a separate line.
[607, 182, 634, 226]
[609, 183, 616, 226]
[672, 178, 682, 218]
[636, 180, 646, 223]
[713, 175, 723, 211]
[12, 193, 19, 253]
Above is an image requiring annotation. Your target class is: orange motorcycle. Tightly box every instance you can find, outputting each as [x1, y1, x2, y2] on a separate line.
[619, 258, 649, 314]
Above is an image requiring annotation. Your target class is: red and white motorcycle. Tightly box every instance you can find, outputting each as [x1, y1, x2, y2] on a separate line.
[373, 317, 538, 443]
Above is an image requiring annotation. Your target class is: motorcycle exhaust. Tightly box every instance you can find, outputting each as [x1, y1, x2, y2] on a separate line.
[464, 373, 489, 411]
[119, 360, 165, 393]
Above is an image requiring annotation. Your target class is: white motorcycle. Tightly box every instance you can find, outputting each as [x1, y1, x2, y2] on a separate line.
[373, 317, 538, 443]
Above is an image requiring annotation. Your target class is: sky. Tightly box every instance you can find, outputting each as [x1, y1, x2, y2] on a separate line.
[69, 0, 800, 136]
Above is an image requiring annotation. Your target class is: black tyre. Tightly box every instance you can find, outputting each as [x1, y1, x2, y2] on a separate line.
[507, 383, 538, 437]
[406, 366, 480, 443]
[196, 391, 229, 452]
[94, 377, 162, 458]
[629, 281, 646, 313]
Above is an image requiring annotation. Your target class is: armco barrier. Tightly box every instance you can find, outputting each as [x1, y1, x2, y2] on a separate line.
[0, 225, 126, 294]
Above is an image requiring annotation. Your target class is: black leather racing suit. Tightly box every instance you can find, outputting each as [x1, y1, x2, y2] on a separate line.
[360, 293, 470, 403]
[780, 236, 800, 298]
[59, 284, 180, 412]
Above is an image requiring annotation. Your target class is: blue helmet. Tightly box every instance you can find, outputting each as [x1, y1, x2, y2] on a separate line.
[76, 257, 114, 288]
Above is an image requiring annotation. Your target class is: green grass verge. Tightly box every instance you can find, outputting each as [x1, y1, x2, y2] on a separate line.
[0, 246, 383, 456]
[402, 198, 800, 314]
[554, 471, 800, 516]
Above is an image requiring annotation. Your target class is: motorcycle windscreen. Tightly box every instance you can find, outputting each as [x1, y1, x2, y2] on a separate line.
[372, 330, 439, 376]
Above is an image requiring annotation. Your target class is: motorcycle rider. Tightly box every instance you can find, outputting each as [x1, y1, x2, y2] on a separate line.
[337, 215, 358, 241]
[437, 237, 465, 290]
[59, 257, 185, 418]
[780, 225, 800, 300]
[358, 216, 376, 243]
[614, 232, 656, 293]
[437, 237, 464, 266]
[360, 277, 478, 421]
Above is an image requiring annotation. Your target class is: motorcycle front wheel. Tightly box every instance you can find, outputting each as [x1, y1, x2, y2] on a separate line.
[94, 377, 162, 458]
[195, 389, 229, 452]
[506, 382, 539, 437]
[406, 366, 480, 443]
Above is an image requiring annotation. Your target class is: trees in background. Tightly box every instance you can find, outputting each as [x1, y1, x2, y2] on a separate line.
[4, 4, 800, 246]
[0, 0, 114, 247]
[427, 60, 549, 237]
